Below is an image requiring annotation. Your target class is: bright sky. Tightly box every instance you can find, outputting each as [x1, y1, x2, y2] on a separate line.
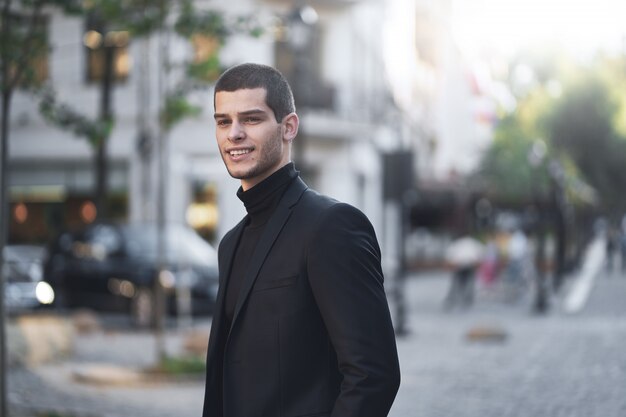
[451, 0, 626, 59]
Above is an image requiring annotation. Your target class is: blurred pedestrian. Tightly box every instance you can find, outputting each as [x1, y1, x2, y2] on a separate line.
[443, 234, 485, 310]
[202, 63, 400, 417]
[605, 226, 617, 273]
[477, 233, 501, 289]
[503, 227, 530, 302]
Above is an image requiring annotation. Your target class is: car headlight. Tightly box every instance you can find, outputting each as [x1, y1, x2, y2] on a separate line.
[35, 281, 55, 305]
[159, 270, 176, 289]
[107, 278, 136, 298]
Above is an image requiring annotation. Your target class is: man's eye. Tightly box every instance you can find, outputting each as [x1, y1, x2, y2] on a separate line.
[244, 117, 261, 123]
[216, 119, 230, 126]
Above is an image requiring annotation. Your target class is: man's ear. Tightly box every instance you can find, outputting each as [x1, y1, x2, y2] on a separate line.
[282, 113, 299, 142]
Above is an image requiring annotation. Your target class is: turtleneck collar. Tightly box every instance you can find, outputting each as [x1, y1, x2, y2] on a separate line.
[237, 162, 298, 227]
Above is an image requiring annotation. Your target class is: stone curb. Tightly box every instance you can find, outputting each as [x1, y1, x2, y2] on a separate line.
[7, 313, 75, 367]
[72, 364, 146, 386]
[71, 363, 205, 386]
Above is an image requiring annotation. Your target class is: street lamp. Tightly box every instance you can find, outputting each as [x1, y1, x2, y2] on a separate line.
[83, 15, 130, 220]
[527, 139, 549, 314]
[288, 4, 318, 52]
[548, 159, 567, 292]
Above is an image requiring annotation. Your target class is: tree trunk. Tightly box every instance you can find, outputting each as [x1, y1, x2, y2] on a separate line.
[553, 201, 567, 291]
[1, 1, 14, 413]
[96, 42, 115, 220]
[0, 87, 12, 417]
[533, 201, 550, 315]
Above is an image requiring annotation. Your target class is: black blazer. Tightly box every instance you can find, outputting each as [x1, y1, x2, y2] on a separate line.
[202, 177, 400, 417]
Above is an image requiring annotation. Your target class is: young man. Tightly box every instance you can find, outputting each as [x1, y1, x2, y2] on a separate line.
[203, 63, 400, 417]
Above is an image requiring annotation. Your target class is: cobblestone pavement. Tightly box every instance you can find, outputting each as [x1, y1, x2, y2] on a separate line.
[8, 326, 208, 417]
[8, 267, 626, 417]
[389, 270, 626, 417]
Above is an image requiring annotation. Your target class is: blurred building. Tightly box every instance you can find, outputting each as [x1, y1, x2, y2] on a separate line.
[7, 0, 409, 247]
[385, 0, 497, 182]
[383, 0, 500, 234]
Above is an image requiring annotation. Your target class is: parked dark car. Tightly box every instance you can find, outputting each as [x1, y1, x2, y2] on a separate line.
[3, 245, 55, 313]
[43, 222, 219, 326]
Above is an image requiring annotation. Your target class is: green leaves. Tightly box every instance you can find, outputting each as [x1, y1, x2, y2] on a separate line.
[5, 0, 261, 139]
[0, 6, 49, 92]
[186, 54, 221, 82]
[175, 2, 227, 41]
[478, 53, 626, 213]
[160, 93, 201, 131]
[479, 116, 550, 205]
[174, 0, 263, 40]
[38, 87, 113, 147]
[547, 72, 626, 212]
[81, 0, 169, 37]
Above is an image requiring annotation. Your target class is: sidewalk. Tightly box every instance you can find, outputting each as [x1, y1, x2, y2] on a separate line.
[9, 322, 210, 417]
[389, 261, 626, 417]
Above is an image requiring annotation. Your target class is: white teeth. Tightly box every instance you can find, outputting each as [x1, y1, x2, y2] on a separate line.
[230, 149, 251, 156]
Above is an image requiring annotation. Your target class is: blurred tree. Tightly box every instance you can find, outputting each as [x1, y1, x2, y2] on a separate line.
[477, 88, 552, 206]
[0, 2, 82, 415]
[547, 67, 626, 215]
[477, 53, 622, 300]
[477, 53, 626, 303]
[478, 53, 626, 212]
[1, 0, 81, 227]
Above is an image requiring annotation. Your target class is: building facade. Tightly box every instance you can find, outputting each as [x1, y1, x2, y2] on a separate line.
[7, 0, 408, 249]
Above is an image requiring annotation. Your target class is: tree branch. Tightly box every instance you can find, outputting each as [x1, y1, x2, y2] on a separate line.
[6, 0, 46, 90]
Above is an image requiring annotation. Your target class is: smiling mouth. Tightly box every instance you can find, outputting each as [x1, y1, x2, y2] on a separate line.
[229, 149, 252, 156]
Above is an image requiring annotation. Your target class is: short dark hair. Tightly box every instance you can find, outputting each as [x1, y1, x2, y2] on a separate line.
[214, 63, 295, 122]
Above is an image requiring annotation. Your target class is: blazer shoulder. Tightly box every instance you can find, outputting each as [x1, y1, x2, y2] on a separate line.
[299, 188, 366, 215]
[298, 188, 340, 212]
[299, 191, 376, 236]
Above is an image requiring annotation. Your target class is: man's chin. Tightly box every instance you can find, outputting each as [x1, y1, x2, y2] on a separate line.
[226, 166, 253, 180]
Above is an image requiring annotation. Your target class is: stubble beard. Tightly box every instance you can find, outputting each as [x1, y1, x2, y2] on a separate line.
[223, 126, 285, 181]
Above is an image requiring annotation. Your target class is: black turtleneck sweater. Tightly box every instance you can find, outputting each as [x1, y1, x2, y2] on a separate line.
[223, 163, 298, 329]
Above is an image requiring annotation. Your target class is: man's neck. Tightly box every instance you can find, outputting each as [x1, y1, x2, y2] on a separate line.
[240, 161, 292, 191]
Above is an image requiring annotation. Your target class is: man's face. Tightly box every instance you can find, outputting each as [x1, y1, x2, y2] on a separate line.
[214, 88, 295, 191]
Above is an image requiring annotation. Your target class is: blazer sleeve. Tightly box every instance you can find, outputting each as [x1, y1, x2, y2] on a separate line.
[307, 203, 401, 417]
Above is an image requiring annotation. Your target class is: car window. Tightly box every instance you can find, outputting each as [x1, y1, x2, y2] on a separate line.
[59, 233, 74, 253]
[122, 227, 156, 259]
[121, 224, 216, 266]
[172, 228, 217, 265]
[87, 225, 123, 254]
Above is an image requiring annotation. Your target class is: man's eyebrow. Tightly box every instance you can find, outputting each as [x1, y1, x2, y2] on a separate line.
[213, 109, 267, 119]
[238, 109, 267, 117]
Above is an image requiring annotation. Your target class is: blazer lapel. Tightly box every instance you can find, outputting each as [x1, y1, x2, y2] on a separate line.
[229, 177, 308, 333]
[206, 216, 247, 363]
[218, 217, 248, 288]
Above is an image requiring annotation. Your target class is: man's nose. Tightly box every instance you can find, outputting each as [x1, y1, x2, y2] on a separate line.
[228, 121, 245, 141]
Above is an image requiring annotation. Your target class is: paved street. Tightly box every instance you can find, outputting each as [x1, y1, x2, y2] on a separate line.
[390, 269, 626, 417]
[7, 257, 626, 417]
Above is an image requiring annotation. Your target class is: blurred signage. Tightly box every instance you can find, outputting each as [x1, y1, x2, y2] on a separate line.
[383, 151, 415, 201]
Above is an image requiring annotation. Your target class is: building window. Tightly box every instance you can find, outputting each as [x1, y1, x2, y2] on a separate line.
[274, 24, 334, 110]
[83, 14, 130, 83]
[186, 181, 219, 243]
